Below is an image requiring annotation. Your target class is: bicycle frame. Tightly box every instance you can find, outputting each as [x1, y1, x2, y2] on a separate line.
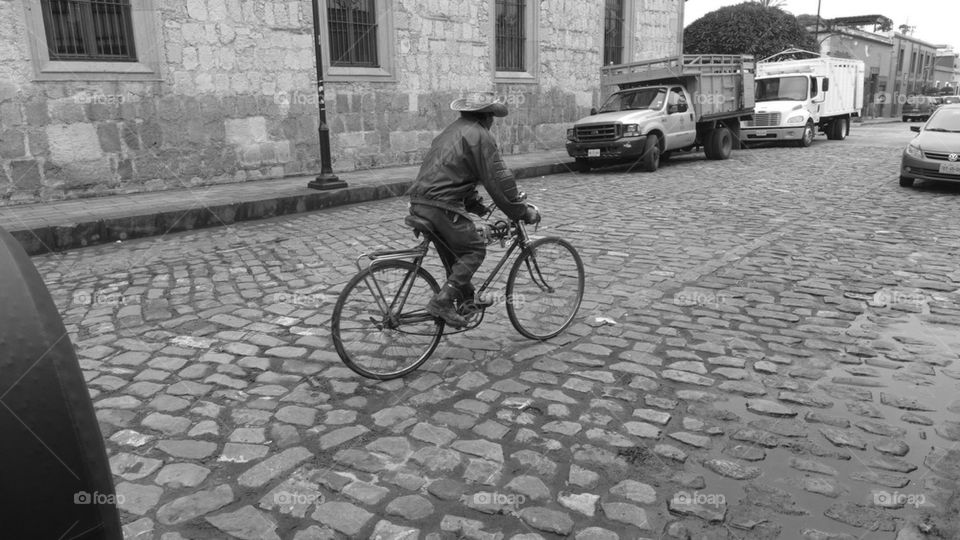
[353, 221, 546, 332]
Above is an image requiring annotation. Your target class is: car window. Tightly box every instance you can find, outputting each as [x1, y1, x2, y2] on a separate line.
[925, 108, 960, 132]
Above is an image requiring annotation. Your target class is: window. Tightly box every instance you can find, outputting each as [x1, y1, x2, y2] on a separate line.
[496, 0, 526, 71]
[492, 0, 538, 82]
[317, 0, 394, 81]
[897, 48, 904, 72]
[328, 0, 378, 67]
[23, 0, 159, 81]
[604, 0, 625, 65]
[40, 0, 136, 62]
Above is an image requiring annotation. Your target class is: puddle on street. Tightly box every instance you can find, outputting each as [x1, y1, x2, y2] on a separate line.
[682, 310, 960, 538]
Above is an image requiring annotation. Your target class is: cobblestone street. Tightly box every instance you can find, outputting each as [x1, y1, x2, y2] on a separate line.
[34, 123, 960, 539]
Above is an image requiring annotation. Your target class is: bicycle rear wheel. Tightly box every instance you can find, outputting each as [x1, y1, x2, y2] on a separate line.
[506, 237, 584, 340]
[332, 260, 444, 379]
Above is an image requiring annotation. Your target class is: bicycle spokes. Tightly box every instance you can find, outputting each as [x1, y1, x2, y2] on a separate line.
[524, 250, 556, 293]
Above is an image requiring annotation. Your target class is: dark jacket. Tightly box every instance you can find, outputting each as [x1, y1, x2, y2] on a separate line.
[407, 117, 527, 221]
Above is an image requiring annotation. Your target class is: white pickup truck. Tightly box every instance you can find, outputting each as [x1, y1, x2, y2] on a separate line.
[741, 49, 865, 147]
[566, 54, 756, 172]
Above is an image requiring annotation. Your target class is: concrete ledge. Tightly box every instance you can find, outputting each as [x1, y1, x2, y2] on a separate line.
[7, 158, 576, 256]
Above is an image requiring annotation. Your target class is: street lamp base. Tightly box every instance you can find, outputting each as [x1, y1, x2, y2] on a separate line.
[308, 174, 347, 190]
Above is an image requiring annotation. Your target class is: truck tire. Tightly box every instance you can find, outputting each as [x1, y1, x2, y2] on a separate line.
[638, 135, 660, 172]
[574, 158, 591, 173]
[826, 118, 847, 140]
[797, 121, 815, 147]
[705, 128, 733, 160]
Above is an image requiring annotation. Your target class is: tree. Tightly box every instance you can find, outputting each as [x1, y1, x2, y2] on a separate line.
[754, 0, 787, 7]
[684, 2, 820, 60]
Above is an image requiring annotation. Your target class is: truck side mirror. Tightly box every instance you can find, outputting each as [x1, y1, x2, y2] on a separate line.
[590, 107, 598, 115]
[822, 78, 830, 91]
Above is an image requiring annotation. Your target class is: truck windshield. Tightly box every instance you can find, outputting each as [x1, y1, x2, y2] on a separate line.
[600, 88, 667, 112]
[756, 76, 808, 102]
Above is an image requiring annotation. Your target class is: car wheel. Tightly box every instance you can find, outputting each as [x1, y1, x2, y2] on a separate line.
[899, 176, 914, 187]
[574, 158, 591, 173]
[639, 135, 660, 172]
[797, 121, 814, 147]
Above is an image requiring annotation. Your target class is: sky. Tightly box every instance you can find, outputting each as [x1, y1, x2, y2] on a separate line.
[683, 0, 960, 52]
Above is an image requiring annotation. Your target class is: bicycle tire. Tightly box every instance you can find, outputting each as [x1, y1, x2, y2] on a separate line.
[506, 237, 585, 340]
[331, 260, 444, 380]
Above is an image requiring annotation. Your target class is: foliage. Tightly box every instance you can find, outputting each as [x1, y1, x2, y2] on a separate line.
[684, 2, 820, 60]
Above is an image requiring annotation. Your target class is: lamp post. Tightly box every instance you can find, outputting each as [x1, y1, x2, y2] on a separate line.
[813, 0, 822, 50]
[307, 0, 347, 190]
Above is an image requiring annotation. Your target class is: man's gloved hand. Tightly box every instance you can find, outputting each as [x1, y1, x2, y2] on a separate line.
[465, 195, 487, 216]
[522, 204, 541, 225]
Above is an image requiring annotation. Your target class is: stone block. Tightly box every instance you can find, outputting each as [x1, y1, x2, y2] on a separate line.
[9, 159, 42, 189]
[97, 123, 121, 153]
[43, 157, 112, 189]
[27, 128, 48, 157]
[48, 98, 86, 123]
[1, 129, 26, 159]
[121, 122, 140, 150]
[274, 140, 291, 163]
[118, 159, 134, 181]
[24, 100, 49, 125]
[1, 102, 22, 126]
[140, 122, 163, 150]
[240, 144, 262, 168]
[260, 142, 277, 164]
[46, 123, 103, 162]
[225, 116, 267, 145]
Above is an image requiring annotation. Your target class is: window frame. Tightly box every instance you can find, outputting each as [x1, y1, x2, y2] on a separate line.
[317, 0, 396, 82]
[491, 0, 539, 84]
[22, 0, 161, 82]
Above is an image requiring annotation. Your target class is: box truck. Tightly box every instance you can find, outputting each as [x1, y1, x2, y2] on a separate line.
[741, 49, 865, 147]
[565, 54, 755, 172]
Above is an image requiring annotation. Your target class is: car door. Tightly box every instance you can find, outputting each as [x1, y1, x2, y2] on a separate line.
[662, 87, 696, 150]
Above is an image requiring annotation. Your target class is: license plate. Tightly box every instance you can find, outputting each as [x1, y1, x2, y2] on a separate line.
[939, 162, 960, 175]
[755, 130, 767, 136]
[587, 149, 600, 157]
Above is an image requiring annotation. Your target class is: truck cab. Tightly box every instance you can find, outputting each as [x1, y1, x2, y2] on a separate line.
[741, 50, 864, 147]
[566, 85, 698, 167]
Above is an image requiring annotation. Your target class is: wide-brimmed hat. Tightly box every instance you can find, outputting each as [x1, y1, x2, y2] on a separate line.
[450, 91, 508, 117]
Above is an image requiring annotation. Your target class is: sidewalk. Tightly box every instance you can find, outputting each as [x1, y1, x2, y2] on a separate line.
[0, 149, 576, 256]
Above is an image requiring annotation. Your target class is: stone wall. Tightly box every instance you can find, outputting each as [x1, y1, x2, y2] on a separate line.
[0, 0, 682, 205]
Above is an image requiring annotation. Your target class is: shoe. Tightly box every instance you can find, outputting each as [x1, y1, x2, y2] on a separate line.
[426, 285, 468, 328]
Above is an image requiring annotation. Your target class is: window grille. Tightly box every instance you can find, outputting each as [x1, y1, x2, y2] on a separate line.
[328, 0, 379, 67]
[41, 0, 137, 61]
[496, 0, 526, 71]
[603, 0, 624, 65]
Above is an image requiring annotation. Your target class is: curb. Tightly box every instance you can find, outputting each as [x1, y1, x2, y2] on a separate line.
[11, 160, 576, 256]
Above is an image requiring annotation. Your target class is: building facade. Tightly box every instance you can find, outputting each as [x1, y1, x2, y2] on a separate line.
[0, 0, 683, 206]
[933, 49, 960, 94]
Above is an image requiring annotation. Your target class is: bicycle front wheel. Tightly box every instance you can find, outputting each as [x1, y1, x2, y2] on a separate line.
[331, 260, 444, 380]
[506, 237, 585, 340]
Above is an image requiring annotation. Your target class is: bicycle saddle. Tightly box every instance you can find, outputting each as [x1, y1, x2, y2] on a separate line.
[404, 215, 436, 237]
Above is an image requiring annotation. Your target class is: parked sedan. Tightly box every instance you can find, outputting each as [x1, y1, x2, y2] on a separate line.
[900, 103, 960, 187]
[901, 95, 938, 122]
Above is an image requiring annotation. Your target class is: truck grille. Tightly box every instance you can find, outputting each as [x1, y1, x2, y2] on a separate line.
[745, 113, 781, 128]
[923, 151, 958, 161]
[574, 124, 621, 142]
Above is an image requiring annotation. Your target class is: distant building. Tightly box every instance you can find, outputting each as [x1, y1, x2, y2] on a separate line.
[806, 15, 943, 118]
[0, 0, 684, 206]
[934, 49, 960, 94]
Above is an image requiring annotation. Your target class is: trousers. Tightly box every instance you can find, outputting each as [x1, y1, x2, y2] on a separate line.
[410, 204, 485, 297]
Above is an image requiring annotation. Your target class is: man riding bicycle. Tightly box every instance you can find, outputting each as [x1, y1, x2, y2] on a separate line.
[407, 90, 540, 328]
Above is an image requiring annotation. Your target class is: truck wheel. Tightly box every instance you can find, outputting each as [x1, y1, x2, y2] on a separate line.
[707, 127, 733, 160]
[826, 118, 847, 140]
[797, 121, 814, 147]
[639, 135, 660, 172]
[574, 158, 591, 173]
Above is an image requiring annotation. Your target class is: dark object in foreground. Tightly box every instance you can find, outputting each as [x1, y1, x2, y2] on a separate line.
[0, 226, 122, 539]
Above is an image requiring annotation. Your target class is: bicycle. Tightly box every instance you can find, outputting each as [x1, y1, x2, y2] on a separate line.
[331, 204, 585, 380]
